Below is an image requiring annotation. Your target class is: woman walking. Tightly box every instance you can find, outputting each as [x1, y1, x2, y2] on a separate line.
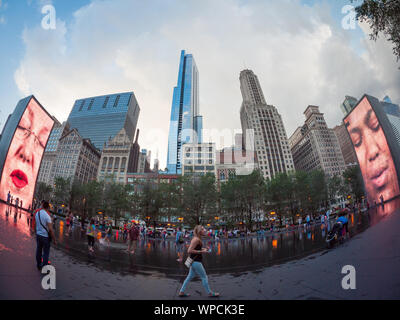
[86, 218, 96, 253]
[178, 225, 219, 298]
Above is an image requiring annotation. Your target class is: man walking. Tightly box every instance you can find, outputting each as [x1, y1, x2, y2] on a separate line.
[35, 201, 56, 270]
[175, 227, 185, 262]
[127, 223, 139, 254]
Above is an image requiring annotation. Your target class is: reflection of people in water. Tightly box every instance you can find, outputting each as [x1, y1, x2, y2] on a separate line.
[345, 97, 400, 213]
[0, 99, 53, 210]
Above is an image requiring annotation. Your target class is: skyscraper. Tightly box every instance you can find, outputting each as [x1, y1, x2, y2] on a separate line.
[67, 92, 140, 151]
[289, 106, 345, 177]
[239, 69, 294, 180]
[340, 96, 358, 116]
[167, 50, 203, 174]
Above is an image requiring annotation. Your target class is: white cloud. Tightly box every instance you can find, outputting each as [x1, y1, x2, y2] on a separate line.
[14, 0, 400, 168]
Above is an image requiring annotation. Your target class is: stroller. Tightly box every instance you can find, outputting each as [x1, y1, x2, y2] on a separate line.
[326, 221, 346, 248]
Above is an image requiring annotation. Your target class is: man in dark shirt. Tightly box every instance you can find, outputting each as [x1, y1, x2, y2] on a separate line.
[127, 223, 139, 254]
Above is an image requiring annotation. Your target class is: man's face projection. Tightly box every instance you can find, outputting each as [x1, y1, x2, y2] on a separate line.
[0, 98, 53, 209]
[344, 97, 400, 205]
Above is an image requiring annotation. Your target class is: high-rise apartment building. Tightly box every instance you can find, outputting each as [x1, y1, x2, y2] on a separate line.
[37, 119, 70, 185]
[167, 50, 203, 174]
[333, 124, 358, 166]
[289, 106, 345, 177]
[67, 92, 140, 151]
[239, 69, 294, 180]
[52, 128, 101, 185]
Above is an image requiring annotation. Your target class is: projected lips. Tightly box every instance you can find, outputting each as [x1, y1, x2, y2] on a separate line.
[10, 170, 28, 189]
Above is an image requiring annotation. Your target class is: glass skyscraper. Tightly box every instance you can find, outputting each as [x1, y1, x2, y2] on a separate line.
[67, 92, 140, 151]
[167, 50, 203, 174]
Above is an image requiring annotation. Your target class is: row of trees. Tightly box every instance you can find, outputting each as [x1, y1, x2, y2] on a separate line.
[35, 165, 364, 230]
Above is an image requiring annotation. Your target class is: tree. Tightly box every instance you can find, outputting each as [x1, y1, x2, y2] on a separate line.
[53, 177, 71, 208]
[34, 182, 53, 203]
[180, 173, 218, 226]
[353, 0, 400, 63]
[343, 165, 365, 202]
[103, 181, 132, 226]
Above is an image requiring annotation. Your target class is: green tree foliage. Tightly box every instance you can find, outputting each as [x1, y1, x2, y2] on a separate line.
[34, 182, 53, 203]
[180, 173, 218, 226]
[53, 177, 71, 207]
[353, 0, 400, 63]
[343, 165, 365, 202]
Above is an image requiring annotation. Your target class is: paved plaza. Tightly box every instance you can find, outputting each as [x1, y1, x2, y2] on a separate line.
[0, 206, 399, 300]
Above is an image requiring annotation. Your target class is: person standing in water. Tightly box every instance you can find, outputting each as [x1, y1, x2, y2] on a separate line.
[178, 225, 219, 298]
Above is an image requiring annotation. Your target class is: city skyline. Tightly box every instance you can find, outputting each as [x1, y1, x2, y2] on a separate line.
[0, 0, 399, 169]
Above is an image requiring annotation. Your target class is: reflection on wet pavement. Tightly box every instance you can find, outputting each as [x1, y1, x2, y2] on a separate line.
[0, 199, 398, 277]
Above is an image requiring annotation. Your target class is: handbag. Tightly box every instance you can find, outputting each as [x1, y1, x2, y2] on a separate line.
[184, 256, 194, 268]
[38, 210, 52, 242]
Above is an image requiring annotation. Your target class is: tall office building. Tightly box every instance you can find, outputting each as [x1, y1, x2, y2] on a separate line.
[333, 124, 358, 166]
[289, 106, 345, 177]
[67, 92, 140, 151]
[167, 50, 203, 174]
[52, 128, 101, 185]
[37, 119, 70, 185]
[340, 96, 358, 116]
[239, 69, 294, 180]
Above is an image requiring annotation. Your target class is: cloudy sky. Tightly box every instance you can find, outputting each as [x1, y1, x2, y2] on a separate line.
[0, 0, 399, 168]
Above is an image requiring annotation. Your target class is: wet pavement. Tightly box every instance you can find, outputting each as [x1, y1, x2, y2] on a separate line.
[0, 200, 400, 299]
[31, 205, 383, 276]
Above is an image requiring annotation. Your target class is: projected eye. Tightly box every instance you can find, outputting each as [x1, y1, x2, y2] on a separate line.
[352, 132, 362, 148]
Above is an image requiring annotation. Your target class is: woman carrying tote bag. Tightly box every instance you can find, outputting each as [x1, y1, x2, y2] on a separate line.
[178, 225, 220, 298]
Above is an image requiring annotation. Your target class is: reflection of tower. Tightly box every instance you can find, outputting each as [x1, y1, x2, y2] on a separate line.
[167, 50, 203, 174]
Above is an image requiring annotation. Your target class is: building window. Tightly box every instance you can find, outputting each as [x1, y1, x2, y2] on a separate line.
[114, 157, 120, 171]
[102, 97, 109, 108]
[108, 157, 114, 171]
[113, 95, 120, 108]
[88, 99, 94, 110]
[78, 100, 85, 111]
[120, 157, 127, 172]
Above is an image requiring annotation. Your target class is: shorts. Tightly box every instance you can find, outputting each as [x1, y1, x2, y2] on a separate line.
[176, 243, 184, 253]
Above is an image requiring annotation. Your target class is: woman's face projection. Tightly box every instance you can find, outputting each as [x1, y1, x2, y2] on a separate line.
[0, 98, 54, 210]
[344, 97, 400, 207]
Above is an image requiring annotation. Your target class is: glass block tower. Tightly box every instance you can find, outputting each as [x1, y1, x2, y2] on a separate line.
[67, 92, 140, 151]
[167, 50, 203, 174]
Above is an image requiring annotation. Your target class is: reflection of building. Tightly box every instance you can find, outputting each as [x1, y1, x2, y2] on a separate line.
[167, 50, 203, 174]
[97, 129, 140, 184]
[381, 97, 400, 146]
[181, 143, 216, 176]
[216, 148, 258, 187]
[67, 92, 140, 151]
[52, 128, 101, 185]
[37, 120, 70, 185]
[240, 69, 294, 180]
[333, 124, 358, 166]
[340, 95, 358, 116]
[289, 106, 345, 177]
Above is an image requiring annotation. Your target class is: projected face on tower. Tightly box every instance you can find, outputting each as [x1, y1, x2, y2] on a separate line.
[344, 97, 400, 206]
[0, 98, 53, 210]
